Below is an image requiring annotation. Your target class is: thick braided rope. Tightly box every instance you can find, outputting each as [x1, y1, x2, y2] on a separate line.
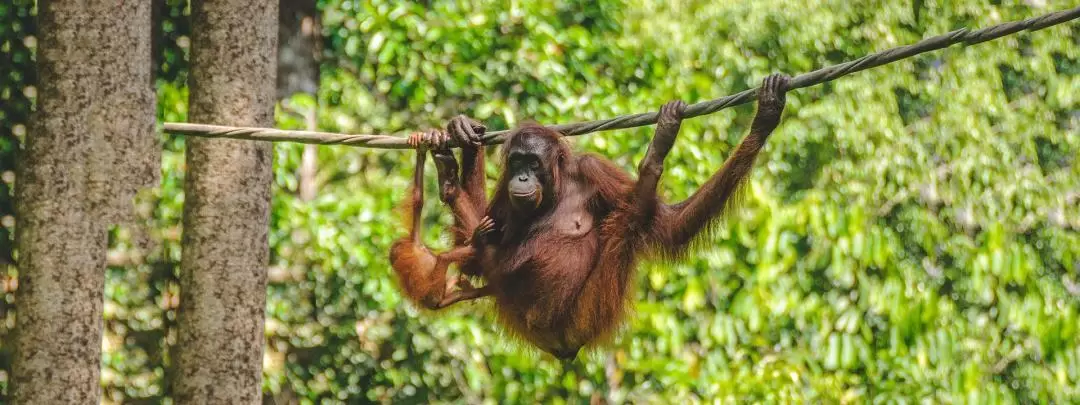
[164, 6, 1080, 149]
[165, 123, 417, 149]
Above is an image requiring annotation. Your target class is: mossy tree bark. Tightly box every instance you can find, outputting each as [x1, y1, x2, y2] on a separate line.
[11, 1, 157, 403]
[172, 0, 277, 404]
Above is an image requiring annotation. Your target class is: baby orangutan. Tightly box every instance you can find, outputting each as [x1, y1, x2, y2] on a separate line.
[387, 131, 494, 310]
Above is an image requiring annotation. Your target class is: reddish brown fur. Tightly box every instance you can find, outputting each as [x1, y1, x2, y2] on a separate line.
[410, 75, 789, 359]
[477, 126, 638, 357]
[389, 241, 474, 309]
[432, 120, 489, 278]
[389, 137, 491, 310]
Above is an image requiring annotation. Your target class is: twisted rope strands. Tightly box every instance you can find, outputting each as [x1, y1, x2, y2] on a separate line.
[165, 123, 416, 149]
[163, 6, 1080, 149]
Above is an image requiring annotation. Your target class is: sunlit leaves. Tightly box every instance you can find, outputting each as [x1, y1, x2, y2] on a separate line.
[82, 0, 1080, 403]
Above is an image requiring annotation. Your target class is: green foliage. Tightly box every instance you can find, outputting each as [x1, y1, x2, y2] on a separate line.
[0, 0, 34, 399]
[5, 0, 1080, 403]
[254, 2, 1079, 403]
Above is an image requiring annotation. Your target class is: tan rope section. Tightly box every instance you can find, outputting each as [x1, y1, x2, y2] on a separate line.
[164, 6, 1080, 149]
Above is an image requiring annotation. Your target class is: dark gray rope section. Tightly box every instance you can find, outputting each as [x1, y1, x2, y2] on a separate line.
[163, 6, 1080, 149]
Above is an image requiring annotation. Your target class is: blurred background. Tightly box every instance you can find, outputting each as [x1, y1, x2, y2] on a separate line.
[1, 0, 1078, 403]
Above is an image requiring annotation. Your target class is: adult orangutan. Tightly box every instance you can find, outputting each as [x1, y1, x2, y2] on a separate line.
[402, 73, 790, 360]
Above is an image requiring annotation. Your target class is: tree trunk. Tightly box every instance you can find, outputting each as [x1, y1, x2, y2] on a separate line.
[172, 0, 277, 404]
[11, 1, 156, 403]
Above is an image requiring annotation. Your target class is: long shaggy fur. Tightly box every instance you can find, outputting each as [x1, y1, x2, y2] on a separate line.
[393, 74, 789, 359]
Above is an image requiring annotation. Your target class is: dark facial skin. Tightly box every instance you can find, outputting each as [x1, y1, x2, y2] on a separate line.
[505, 134, 554, 212]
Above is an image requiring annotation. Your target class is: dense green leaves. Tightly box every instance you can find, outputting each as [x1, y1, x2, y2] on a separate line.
[2, 0, 1078, 403]
[249, 2, 1077, 403]
[0, 0, 34, 399]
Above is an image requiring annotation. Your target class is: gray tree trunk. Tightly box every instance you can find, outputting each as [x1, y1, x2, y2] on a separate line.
[11, 1, 156, 404]
[172, 0, 277, 404]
